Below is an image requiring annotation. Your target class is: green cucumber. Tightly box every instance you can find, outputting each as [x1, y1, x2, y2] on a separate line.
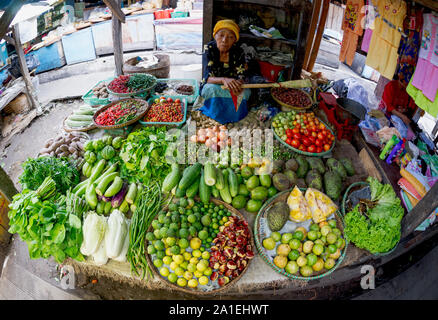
[73, 179, 88, 193]
[104, 176, 123, 197]
[119, 199, 130, 214]
[219, 179, 232, 204]
[186, 179, 200, 198]
[94, 163, 118, 185]
[95, 172, 119, 196]
[96, 201, 104, 215]
[65, 119, 92, 128]
[204, 162, 216, 186]
[162, 163, 181, 193]
[68, 114, 94, 121]
[215, 168, 225, 190]
[104, 201, 112, 215]
[74, 183, 87, 197]
[175, 186, 186, 198]
[227, 168, 239, 197]
[211, 185, 219, 198]
[89, 159, 106, 182]
[177, 163, 202, 191]
[199, 171, 211, 204]
[74, 108, 95, 116]
[85, 181, 98, 209]
[125, 182, 138, 204]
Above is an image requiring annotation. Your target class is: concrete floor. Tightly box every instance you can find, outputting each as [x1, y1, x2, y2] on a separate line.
[0, 47, 436, 300]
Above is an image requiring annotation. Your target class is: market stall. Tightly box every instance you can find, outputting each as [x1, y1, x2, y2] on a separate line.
[2, 0, 438, 299]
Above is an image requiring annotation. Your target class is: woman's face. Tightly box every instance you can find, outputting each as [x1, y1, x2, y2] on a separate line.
[214, 29, 236, 53]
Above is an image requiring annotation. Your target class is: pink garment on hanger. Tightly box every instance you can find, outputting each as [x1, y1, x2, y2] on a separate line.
[411, 13, 438, 101]
[361, 28, 373, 52]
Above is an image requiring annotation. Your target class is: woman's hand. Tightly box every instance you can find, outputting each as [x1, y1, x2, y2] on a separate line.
[222, 78, 243, 95]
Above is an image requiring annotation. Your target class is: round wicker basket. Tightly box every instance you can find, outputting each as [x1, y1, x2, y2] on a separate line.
[106, 73, 157, 97]
[254, 189, 349, 281]
[341, 181, 399, 257]
[271, 87, 313, 110]
[271, 115, 336, 157]
[145, 196, 255, 296]
[92, 98, 149, 130]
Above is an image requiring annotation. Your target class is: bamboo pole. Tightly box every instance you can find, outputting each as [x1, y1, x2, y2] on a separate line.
[307, 0, 330, 72]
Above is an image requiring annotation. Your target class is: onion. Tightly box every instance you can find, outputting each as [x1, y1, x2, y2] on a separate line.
[198, 128, 206, 136]
[197, 134, 207, 143]
[219, 125, 227, 131]
[210, 136, 218, 144]
[213, 125, 220, 132]
[205, 139, 213, 147]
[218, 131, 228, 141]
[218, 140, 226, 150]
[190, 135, 198, 143]
[207, 130, 217, 139]
[210, 143, 218, 152]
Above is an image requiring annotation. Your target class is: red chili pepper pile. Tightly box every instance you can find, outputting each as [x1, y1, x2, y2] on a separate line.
[272, 87, 311, 108]
[108, 75, 131, 93]
[96, 100, 142, 126]
[143, 100, 183, 123]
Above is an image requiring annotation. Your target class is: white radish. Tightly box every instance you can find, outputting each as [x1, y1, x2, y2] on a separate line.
[190, 135, 198, 143]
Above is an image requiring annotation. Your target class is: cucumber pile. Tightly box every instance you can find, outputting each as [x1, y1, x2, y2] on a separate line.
[75, 134, 141, 216]
[65, 105, 98, 128]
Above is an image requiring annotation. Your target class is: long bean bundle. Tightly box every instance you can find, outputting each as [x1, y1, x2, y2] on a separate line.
[127, 181, 162, 279]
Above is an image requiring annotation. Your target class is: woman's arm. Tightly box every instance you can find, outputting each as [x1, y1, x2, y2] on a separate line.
[208, 77, 243, 95]
[391, 109, 411, 125]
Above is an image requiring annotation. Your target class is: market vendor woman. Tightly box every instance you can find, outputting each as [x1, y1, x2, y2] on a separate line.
[199, 20, 251, 124]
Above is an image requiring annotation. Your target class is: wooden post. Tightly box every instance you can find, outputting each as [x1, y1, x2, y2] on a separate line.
[111, 0, 124, 76]
[303, 0, 322, 71]
[401, 181, 438, 238]
[12, 24, 38, 111]
[307, 0, 330, 72]
[103, 0, 126, 23]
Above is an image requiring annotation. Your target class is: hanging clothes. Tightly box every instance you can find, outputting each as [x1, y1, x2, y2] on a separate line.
[394, 6, 423, 86]
[361, 0, 375, 52]
[365, 0, 407, 79]
[340, 0, 365, 66]
[410, 13, 438, 102]
[407, 76, 438, 117]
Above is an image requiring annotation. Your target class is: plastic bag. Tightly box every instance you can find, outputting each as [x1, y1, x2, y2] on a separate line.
[258, 105, 279, 122]
[390, 115, 408, 139]
[8, 53, 39, 78]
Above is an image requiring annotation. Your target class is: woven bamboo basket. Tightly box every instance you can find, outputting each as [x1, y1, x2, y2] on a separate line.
[254, 189, 349, 281]
[92, 98, 149, 130]
[271, 87, 313, 111]
[271, 114, 336, 157]
[106, 73, 157, 98]
[145, 196, 255, 296]
[341, 181, 399, 257]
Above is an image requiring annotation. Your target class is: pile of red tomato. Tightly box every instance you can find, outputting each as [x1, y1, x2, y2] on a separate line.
[143, 97, 183, 123]
[284, 113, 334, 153]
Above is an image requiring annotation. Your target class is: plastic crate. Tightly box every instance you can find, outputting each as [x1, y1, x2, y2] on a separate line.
[152, 78, 199, 104]
[139, 96, 187, 127]
[318, 93, 359, 141]
[81, 79, 111, 106]
[171, 11, 188, 18]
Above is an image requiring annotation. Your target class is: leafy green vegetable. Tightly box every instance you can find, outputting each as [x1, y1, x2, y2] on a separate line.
[120, 127, 175, 185]
[19, 156, 80, 194]
[8, 179, 85, 263]
[344, 177, 404, 254]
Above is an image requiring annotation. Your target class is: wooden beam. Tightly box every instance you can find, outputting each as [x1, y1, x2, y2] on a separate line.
[303, 0, 322, 71]
[401, 181, 438, 238]
[112, 0, 124, 76]
[413, 0, 438, 12]
[0, 0, 25, 39]
[307, 0, 330, 72]
[12, 24, 38, 110]
[103, 0, 126, 23]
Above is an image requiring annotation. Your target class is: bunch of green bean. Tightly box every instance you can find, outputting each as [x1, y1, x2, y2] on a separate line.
[127, 181, 162, 280]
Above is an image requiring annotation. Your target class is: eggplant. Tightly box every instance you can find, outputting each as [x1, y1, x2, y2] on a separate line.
[111, 183, 128, 208]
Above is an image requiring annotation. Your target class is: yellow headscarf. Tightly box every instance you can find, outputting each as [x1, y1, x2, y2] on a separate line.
[213, 19, 240, 42]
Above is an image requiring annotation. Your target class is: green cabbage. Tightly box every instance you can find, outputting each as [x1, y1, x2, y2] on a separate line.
[344, 177, 404, 254]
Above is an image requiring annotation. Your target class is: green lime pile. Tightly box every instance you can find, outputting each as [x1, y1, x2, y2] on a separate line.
[147, 198, 232, 288]
[262, 219, 346, 277]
